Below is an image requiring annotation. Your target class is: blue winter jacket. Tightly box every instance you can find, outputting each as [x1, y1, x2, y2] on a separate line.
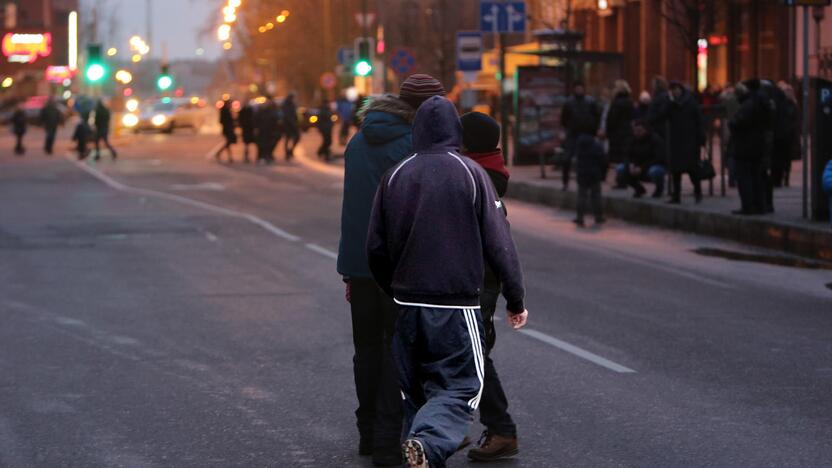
[823, 160, 832, 195]
[337, 95, 415, 278]
[366, 96, 525, 312]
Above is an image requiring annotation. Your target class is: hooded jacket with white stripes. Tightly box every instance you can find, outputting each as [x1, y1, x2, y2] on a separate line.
[366, 96, 525, 312]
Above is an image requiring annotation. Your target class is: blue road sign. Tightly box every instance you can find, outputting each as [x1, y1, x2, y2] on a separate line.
[390, 48, 416, 76]
[480, 1, 526, 34]
[337, 47, 355, 65]
[456, 32, 483, 72]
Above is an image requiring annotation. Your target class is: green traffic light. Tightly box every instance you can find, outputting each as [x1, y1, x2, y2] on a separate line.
[85, 63, 107, 83]
[354, 60, 373, 77]
[157, 74, 173, 91]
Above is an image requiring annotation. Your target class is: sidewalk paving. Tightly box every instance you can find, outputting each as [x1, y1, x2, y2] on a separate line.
[507, 163, 832, 261]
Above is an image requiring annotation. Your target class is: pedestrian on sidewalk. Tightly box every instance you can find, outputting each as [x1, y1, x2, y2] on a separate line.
[823, 159, 832, 225]
[367, 96, 528, 468]
[573, 134, 607, 227]
[39, 97, 61, 155]
[459, 111, 520, 462]
[317, 101, 334, 161]
[772, 82, 799, 188]
[666, 81, 705, 204]
[11, 103, 26, 156]
[621, 119, 666, 198]
[93, 99, 117, 161]
[282, 92, 300, 160]
[337, 74, 446, 466]
[336, 94, 354, 145]
[238, 99, 257, 163]
[605, 80, 635, 166]
[730, 79, 771, 215]
[561, 82, 602, 191]
[215, 98, 236, 163]
[72, 112, 92, 160]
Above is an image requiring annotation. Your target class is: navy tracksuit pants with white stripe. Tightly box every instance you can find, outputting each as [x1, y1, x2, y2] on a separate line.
[392, 306, 485, 467]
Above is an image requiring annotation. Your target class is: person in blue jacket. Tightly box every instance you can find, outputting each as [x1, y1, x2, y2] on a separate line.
[337, 74, 446, 466]
[823, 159, 832, 225]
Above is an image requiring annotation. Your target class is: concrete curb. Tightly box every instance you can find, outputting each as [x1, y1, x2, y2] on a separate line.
[507, 180, 832, 261]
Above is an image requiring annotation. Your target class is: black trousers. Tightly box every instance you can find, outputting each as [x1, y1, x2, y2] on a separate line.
[349, 278, 402, 452]
[671, 171, 702, 202]
[576, 182, 603, 222]
[735, 159, 766, 214]
[44, 128, 56, 154]
[479, 286, 517, 437]
[14, 133, 24, 154]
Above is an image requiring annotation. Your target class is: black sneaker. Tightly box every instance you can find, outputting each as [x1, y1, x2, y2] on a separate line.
[372, 449, 402, 467]
[572, 218, 585, 228]
[402, 439, 427, 468]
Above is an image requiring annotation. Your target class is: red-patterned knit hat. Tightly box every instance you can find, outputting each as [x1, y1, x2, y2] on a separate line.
[399, 74, 446, 109]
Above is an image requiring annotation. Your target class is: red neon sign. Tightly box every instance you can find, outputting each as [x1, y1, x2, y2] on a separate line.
[2, 32, 52, 64]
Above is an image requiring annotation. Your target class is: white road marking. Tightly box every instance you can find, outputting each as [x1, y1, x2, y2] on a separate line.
[305, 243, 338, 260]
[518, 328, 636, 373]
[67, 155, 638, 376]
[204, 232, 219, 242]
[68, 155, 301, 243]
[170, 182, 226, 191]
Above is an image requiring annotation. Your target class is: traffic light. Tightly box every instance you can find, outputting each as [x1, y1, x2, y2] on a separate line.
[157, 64, 174, 91]
[353, 38, 374, 77]
[84, 44, 108, 84]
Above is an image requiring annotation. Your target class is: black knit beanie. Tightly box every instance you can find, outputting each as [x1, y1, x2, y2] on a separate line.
[460, 112, 501, 153]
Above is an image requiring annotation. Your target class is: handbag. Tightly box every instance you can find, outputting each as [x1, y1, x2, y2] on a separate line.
[698, 159, 716, 180]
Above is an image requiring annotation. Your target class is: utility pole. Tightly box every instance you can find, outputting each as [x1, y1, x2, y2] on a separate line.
[146, 0, 153, 57]
[499, 32, 509, 163]
[802, 6, 810, 219]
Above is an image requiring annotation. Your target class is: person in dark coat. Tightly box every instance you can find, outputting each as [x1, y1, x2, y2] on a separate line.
[622, 119, 667, 198]
[730, 79, 771, 215]
[11, 104, 26, 155]
[573, 134, 607, 227]
[666, 82, 705, 204]
[72, 112, 92, 160]
[561, 82, 602, 190]
[238, 100, 257, 163]
[459, 111, 519, 462]
[366, 96, 528, 468]
[823, 159, 832, 225]
[39, 98, 61, 155]
[282, 92, 300, 160]
[93, 100, 117, 161]
[255, 98, 280, 164]
[337, 74, 446, 467]
[317, 101, 334, 161]
[605, 80, 635, 165]
[215, 99, 236, 163]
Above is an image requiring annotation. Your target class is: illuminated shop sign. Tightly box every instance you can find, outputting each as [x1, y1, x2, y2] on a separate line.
[46, 65, 75, 83]
[2, 33, 52, 64]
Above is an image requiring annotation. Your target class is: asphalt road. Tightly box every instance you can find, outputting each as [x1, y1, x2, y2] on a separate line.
[1, 128, 831, 468]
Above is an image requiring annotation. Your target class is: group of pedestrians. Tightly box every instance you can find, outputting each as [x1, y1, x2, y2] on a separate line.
[557, 74, 805, 222]
[215, 93, 310, 164]
[337, 74, 528, 468]
[8, 97, 116, 161]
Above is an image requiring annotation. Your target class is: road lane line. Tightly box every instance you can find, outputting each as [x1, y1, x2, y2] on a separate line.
[518, 328, 636, 373]
[68, 156, 301, 242]
[305, 243, 338, 260]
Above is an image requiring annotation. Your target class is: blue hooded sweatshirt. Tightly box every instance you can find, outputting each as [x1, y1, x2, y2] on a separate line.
[823, 160, 832, 196]
[366, 96, 525, 312]
[337, 95, 416, 279]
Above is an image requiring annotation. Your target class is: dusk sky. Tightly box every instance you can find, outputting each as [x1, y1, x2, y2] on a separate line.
[82, 0, 223, 61]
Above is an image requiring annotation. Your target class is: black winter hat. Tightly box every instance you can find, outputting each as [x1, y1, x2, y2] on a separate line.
[460, 112, 501, 153]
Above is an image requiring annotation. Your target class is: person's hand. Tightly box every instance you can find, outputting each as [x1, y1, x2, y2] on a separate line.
[345, 281, 352, 303]
[507, 309, 528, 330]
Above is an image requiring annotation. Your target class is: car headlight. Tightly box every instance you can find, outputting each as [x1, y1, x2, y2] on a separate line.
[122, 113, 139, 128]
[309, 115, 318, 124]
[151, 114, 167, 126]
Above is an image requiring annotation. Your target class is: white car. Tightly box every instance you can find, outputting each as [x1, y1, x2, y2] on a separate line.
[129, 98, 206, 133]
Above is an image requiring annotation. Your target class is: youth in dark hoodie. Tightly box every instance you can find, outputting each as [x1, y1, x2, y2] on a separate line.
[367, 97, 527, 468]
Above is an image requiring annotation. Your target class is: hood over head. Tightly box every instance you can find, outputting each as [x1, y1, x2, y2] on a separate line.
[412, 96, 462, 153]
[358, 94, 415, 144]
